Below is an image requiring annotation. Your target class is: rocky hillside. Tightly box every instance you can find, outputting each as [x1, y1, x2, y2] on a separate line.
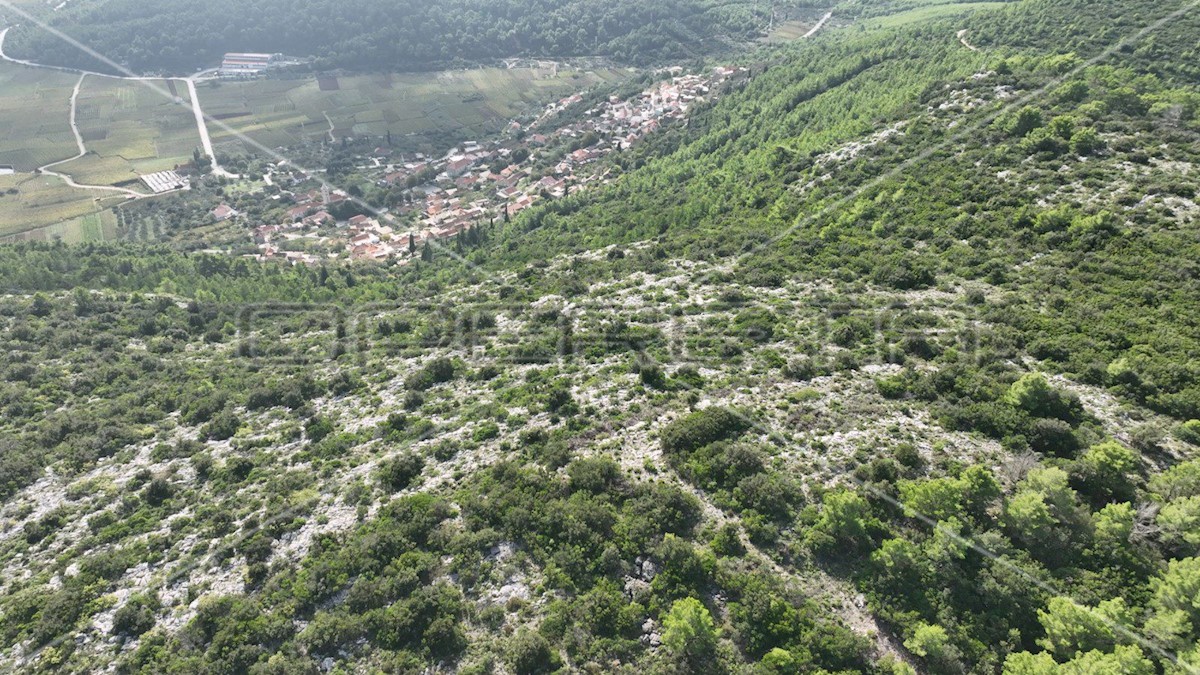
[1, 0, 1199, 673]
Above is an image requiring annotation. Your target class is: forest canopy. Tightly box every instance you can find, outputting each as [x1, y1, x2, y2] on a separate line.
[3, 0, 813, 74]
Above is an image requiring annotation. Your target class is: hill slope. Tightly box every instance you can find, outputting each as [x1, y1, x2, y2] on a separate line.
[4, 0, 795, 74]
[1, 0, 1199, 673]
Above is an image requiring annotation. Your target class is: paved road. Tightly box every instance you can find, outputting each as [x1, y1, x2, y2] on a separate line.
[186, 76, 237, 177]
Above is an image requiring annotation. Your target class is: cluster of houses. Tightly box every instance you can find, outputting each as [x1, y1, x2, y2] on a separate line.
[546, 66, 740, 153]
[246, 188, 345, 265]
[242, 65, 746, 265]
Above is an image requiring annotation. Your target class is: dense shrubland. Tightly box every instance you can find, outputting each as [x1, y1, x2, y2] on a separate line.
[1, 0, 1199, 673]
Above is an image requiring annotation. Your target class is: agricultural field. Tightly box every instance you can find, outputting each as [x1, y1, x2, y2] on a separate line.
[22, 208, 119, 243]
[0, 60, 79, 172]
[0, 56, 632, 237]
[0, 173, 121, 240]
[860, 1, 1014, 29]
[761, 20, 818, 42]
[55, 76, 201, 188]
[200, 64, 632, 153]
[0, 62, 128, 240]
[759, 9, 836, 43]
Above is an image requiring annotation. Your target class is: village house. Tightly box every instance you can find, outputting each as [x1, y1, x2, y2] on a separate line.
[212, 204, 239, 222]
[536, 176, 564, 193]
[350, 232, 379, 247]
[446, 155, 474, 176]
[285, 205, 311, 222]
[303, 211, 334, 227]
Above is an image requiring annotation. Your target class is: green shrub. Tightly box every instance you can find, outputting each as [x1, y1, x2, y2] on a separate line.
[113, 595, 159, 638]
[403, 391, 425, 410]
[712, 522, 746, 557]
[378, 453, 425, 491]
[876, 373, 912, 399]
[472, 421, 500, 442]
[180, 392, 228, 426]
[872, 255, 936, 290]
[1070, 127, 1104, 155]
[1004, 373, 1082, 423]
[202, 410, 241, 441]
[1177, 420, 1200, 446]
[378, 413, 408, 439]
[219, 456, 255, 483]
[507, 629, 559, 675]
[1002, 106, 1043, 137]
[661, 407, 752, 456]
[305, 416, 335, 442]
[142, 477, 174, 506]
[784, 357, 820, 381]
[733, 308, 779, 343]
[638, 362, 669, 389]
[299, 612, 364, 654]
[406, 357, 456, 391]
[563, 457, 619, 496]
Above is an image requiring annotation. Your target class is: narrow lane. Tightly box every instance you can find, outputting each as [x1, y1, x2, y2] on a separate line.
[35, 72, 145, 198]
[958, 28, 979, 51]
[803, 12, 833, 38]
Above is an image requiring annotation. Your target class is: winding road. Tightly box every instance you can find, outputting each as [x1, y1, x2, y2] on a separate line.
[0, 25, 237, 182]
[36, 72, 145, 198]
[957, 28, 979, 51]
[803, 12, 833, 39]
[322, 111, 337, 144]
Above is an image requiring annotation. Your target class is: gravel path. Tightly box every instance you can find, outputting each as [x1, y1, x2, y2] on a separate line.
[35, 72, 146, 198]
